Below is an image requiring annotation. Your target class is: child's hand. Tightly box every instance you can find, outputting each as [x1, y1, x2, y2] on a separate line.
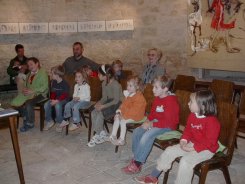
[22, 88, 33, 96]
[19, 65, 27, 73]
[94, 102, 102, 108]
[181, 144, 194, 152]
[180, 140, 187, 149]
[114, 112, 121, 120]
[95, 104, 104, 111]
[142, 121, 151, 130]
[50, 100, 58, 106]
[73, 97, 80, 101]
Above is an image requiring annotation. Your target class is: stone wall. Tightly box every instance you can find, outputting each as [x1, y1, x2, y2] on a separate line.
[0, 0, 190, 85]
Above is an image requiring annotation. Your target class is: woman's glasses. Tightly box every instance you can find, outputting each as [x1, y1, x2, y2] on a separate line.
[147, 54, 156, 57]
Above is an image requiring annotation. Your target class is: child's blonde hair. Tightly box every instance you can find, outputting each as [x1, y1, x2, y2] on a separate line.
[75, 68, 88, 84]
[51, 65, 65, 77]
[112, 59, 123, 68]
[127, 75, 144, 92]
[153, 75, 172, 89]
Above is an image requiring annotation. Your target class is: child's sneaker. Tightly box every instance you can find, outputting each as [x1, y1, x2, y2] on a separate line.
[109, 135, 117, 145]
[43, 120, 55, 131]
[60, 120, 69, 127]
[121, 160, 142, 174]
[55, 124, 63, 133]
[87, 134, 100, 147]
[114, 138, 125, 146]
[68, 123, 79, 131]
[134, 175, 158, 184]
[99, 130, 109, 142]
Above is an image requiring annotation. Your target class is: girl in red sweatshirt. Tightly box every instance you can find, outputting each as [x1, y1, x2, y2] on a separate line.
[135, 89, 221, 184]
[122, 75, 180, 174]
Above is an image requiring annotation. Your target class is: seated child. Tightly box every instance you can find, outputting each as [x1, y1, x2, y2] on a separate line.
[81, 65, 98, 77]
[112, 59, 126, 82]
[121, 75, 180, 174]
[110, 76, 146, 146]
[43, 65, 70, 131]
[59, 69, 91, 131]
[87, 64, 123, 147]
[134, 89, 221, 184]
[12, 59, 28, 93]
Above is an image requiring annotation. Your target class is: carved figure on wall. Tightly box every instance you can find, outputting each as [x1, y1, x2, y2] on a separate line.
[188, 0, 245, 56]
[188, 0, 204, 55]
[207, 0, 244, 53]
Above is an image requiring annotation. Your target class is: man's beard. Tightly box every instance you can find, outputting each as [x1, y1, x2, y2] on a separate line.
[74, 54, 82, 60]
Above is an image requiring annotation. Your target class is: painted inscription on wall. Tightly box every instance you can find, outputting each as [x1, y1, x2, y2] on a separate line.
[49, 22, 77, 33]
[0, 23, 19, 34]
[0, 20, 134, 34]
[78, 21, 105, 32]
[19, 23, 48, 34]
[106, 19, 134, 31]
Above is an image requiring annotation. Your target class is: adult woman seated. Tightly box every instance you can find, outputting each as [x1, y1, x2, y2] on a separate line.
[141, 48, 166, 84]
[11, 57, 49, 132]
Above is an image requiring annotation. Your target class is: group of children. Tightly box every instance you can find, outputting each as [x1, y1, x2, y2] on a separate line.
[11, 57, 221, 184]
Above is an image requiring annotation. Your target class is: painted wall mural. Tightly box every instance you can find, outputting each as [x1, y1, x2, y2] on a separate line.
[187, 0, 245, 72]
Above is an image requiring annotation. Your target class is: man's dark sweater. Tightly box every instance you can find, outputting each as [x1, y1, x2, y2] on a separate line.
[63, 56, 99, 75]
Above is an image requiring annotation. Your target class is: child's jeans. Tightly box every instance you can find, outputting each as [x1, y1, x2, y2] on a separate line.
[21, 94, 46, 127]
[156, 143, 213, 184]
[111, 115, 133, 140]
[132, 127, 171, 163]
[64, 100, 90, 124]
[44, 99, 67, 124]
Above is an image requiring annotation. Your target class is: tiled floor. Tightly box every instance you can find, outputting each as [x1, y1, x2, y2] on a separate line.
[0, 118, 245, 184]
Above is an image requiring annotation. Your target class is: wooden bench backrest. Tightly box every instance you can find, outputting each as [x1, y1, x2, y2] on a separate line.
[173, 74, 195, 92]
[210, 79, 234, 104]
[175, 90, 191, 128]
[143, 84, 154, 115]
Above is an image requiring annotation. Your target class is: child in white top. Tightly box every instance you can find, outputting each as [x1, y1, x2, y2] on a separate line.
[59, 69, 91, 131]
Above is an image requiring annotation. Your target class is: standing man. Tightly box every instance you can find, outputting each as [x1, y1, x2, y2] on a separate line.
[7, 44, 28, 85]
[63, 42, 99, 75]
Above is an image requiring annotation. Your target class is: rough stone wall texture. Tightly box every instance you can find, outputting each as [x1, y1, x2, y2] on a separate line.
[0, 0, 190, 85]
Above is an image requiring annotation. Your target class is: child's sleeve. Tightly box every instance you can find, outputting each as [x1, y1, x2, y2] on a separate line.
[73, 84, 77, 98]
[98, 82, 107, 103]
[181, 114, 193, 142]
[82, 84, 91, 101]
[57, 82, 70, 101]
[103, 83, 122, 108]
[32, 70, 49, 96]
[147, 98, 157, 121]
[194, 118, 221, 152]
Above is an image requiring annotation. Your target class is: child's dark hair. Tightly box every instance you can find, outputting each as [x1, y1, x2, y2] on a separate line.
[112, 59, 123, 68]
[127, 75, 144, 92]
[81, 65, 91, 72]
[27, 57, 40, 68]
[98, 64, 114, 84]
[152, 75, 172, 89]
[75, 68, 88, 84]
[51, 65, 65, 77]
[195, 89, 217, 116]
